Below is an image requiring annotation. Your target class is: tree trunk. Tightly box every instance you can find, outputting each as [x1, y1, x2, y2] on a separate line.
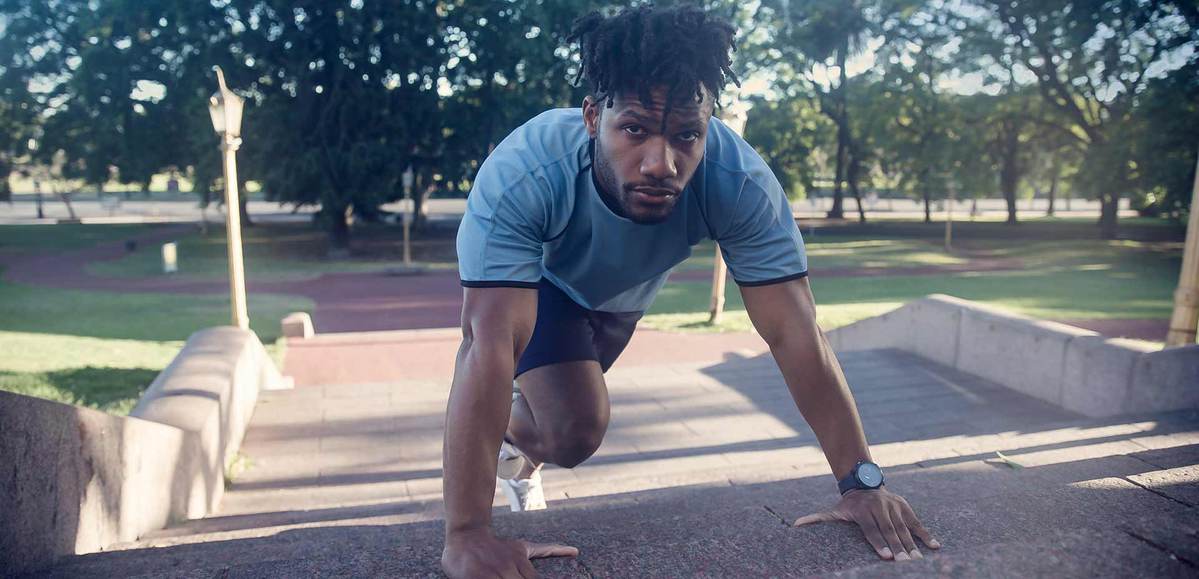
[827, 43, 849, 220]
[1099, 193, 1119, 239]
[411, 170, 428, 231]
[829, 139, 846, 219]
[923, 191, 931, 223]
[1003, 189, 1018, 224]
[58, 188, 78, 221]
[1046, 168, 1058, 217]
[239, 182, 254, 228]
[848, 151, 866, 223]
[999, 125, 1020, 225]
[328, 201, 352, 253]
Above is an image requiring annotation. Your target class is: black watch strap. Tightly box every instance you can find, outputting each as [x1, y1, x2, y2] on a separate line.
[838, 461, 884, 495]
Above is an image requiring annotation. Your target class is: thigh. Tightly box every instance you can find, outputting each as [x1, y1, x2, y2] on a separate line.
[515, 359, 610, 438]
[515, 279, 599, 378]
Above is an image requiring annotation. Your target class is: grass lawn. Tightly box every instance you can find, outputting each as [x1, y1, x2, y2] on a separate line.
[88, 222, 457, 282]
[643, 236, 1181, 337]
[0, 223, 155, 255]
[0, 267, 311, 415]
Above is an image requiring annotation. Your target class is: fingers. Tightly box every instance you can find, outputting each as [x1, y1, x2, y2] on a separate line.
[853, 512, 893, 560]
[515, 556, 540, 579]
[524, 541, 580, 559]
[793, 511, 838, 527]
[888, 503, 921, 559]
[899, 502, 941, 550]
[872, 510, 909, 561]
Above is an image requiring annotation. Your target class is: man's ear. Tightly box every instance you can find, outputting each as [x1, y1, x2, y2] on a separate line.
[582, 95, 600, 139]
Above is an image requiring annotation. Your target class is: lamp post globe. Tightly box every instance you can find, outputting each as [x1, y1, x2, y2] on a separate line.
[208, 67, 244, 139]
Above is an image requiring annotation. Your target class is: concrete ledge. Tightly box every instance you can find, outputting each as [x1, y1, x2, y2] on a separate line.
[1, 326, 283, 574]
[0, 393, 197, 575]
[281, 312, 314, 339]
[828, 294, 1198, 417]
[132, 326, 283, 516]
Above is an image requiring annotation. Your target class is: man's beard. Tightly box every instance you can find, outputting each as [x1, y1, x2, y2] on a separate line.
[592, 136, 676, 225]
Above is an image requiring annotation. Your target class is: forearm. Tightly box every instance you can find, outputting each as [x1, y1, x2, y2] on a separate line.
[442, 336, 516, 535]
[767, 326, 870, 481]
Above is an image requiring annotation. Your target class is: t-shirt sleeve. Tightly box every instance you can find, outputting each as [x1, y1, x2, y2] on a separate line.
[456, 155, 548, 289]
[715, 173, 808, 286]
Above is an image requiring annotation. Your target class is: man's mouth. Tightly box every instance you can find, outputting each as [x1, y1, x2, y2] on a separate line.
[632, 187, 678, 198]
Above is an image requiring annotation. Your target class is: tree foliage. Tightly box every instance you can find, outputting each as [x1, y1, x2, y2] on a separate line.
[1, 0, 1195, 243]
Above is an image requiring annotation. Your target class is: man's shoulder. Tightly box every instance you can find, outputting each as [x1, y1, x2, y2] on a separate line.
[490, 108, 588, 171]
[698, 116, 781, 203]
[468, 109, 587, 214]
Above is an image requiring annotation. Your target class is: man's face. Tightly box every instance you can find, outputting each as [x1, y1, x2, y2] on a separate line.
[583, 86, 713, 224]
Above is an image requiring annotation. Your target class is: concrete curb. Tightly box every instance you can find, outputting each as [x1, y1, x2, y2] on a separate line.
[1, 327, 283, 574]
[827, 294, 1198, 417]
[132, 327, 284, 516]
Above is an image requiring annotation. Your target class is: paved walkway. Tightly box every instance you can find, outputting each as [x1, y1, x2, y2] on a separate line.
[40, 331, 1199, 577]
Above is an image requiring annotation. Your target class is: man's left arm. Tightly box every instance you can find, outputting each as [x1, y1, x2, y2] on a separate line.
[740, 276, 940, 561]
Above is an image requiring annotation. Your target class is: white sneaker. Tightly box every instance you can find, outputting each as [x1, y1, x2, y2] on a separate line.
[498, 466, 547, 512]
[496, 439, 528, 480]
[497, 387, 528, 480]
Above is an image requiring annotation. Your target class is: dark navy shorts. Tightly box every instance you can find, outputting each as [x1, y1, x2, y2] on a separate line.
[515, 279, 643, 378]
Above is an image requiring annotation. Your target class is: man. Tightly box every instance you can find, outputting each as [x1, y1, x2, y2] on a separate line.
[442, 6, 939, 578]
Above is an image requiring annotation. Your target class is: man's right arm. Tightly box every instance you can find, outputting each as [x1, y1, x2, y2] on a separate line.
[441, 287, 578, 578]
[444, 286, 536, 534]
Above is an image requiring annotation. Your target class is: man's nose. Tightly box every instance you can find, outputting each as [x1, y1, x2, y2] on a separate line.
[640, 137, 678, 181]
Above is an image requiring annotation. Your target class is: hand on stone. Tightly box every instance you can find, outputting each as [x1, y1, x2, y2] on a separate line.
[442, 528, 579, 579]
[792, 487, 940, 561]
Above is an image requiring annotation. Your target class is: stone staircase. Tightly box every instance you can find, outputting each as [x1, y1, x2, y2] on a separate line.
[34, 347, 1199, 577]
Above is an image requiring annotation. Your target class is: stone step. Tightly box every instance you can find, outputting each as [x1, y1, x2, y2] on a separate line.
[37, 434, 1199, 578]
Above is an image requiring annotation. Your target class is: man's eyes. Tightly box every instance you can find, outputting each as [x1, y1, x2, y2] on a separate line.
[622, 125, 701, 142]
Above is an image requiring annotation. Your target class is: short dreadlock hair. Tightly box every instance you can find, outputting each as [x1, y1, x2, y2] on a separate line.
[568, 5, 740, 124]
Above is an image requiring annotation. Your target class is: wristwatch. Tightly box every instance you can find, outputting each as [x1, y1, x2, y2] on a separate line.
[838, 460, 885, 495]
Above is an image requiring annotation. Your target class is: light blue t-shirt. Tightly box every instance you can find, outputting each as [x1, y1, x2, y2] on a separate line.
[457, 107, 807, 313]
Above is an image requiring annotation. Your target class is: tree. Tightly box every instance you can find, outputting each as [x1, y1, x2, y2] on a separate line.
[756, 0, 881, 219]
[876, 35, 956, 221]
[743, 94, 831, 200]
[1129, 61, 1199, 221]
[965, 0, 1197, 238]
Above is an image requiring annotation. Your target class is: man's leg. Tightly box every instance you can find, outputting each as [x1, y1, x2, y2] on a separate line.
[507, 359, 609, 470]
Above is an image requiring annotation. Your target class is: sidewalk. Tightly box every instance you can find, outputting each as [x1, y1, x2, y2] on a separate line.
[39, 330, 1199, 577]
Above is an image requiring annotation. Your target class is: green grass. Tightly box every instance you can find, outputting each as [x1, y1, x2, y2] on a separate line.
[0, 331, 182, 415]
[0, 277, 311, 342]
[87, 223, 456, 282]
[676, 239, 970, 272]
[90, 225, 383, 281]
[644, 238, 1180, 333]
[0, 266, 312, 415]
[0, 223, 154, 254]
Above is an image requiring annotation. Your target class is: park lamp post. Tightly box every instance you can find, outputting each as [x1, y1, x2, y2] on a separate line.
[208, 66, 250, 330]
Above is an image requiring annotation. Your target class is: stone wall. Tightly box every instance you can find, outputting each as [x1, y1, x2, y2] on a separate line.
[826, 295, 1199, 417]
[0, 326, 283, 575]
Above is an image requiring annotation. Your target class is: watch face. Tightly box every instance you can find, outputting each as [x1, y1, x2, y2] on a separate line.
[857, 463, 883, 487]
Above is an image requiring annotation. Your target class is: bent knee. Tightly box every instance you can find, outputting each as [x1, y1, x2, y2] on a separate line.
[548, 429, 605, 468]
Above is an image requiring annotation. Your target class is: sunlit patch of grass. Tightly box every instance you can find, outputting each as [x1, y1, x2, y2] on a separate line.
[641, 300, 904, 334]
[649, 233, 1176, 334]
[0, 367, 158, 415]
